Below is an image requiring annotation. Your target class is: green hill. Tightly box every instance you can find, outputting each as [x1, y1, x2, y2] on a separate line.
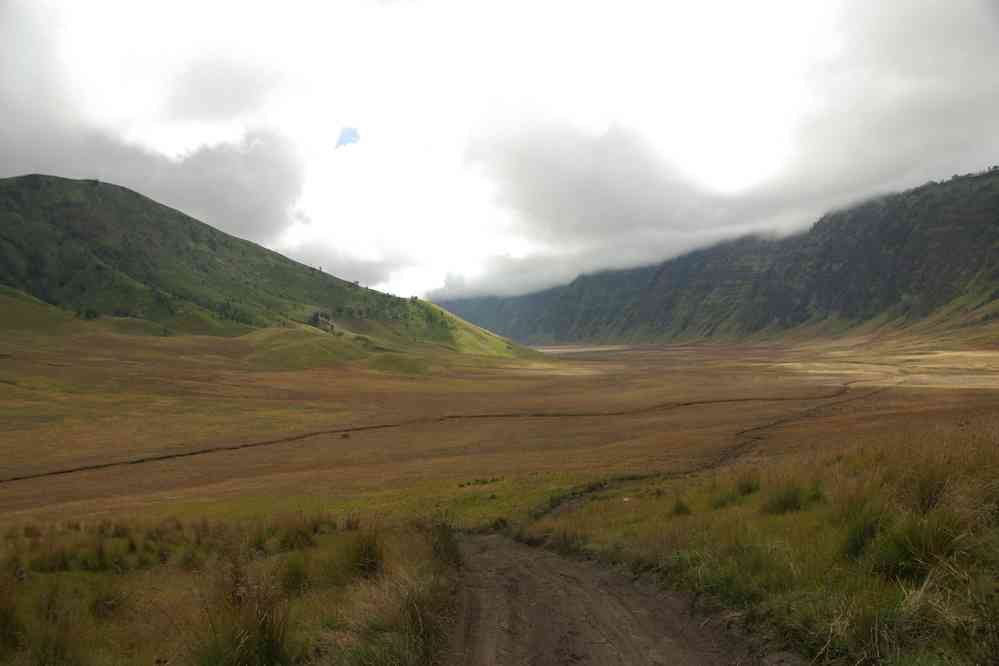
[438, 168, 999, 344]
[0, 174, 517, 357]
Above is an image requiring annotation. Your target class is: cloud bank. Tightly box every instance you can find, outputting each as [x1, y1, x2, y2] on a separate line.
[1, 1, 997, 300]
[430, 0, 999, 299]
[0, 3, 299, 243]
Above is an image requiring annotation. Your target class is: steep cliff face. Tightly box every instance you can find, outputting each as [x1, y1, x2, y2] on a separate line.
[439, 169, 999, 343]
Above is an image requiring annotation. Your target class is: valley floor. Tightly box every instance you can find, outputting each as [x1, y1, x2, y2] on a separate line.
[2, 335, 998, 523]
[2, 332, 998, 663]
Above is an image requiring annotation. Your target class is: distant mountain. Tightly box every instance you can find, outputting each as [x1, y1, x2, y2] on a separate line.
[0, 174, 515, 355]
[438, 168, 999, 344]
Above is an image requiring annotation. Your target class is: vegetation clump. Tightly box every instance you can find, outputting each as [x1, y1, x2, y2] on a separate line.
[521, 430, 999, 664]
[0, 512, 459, 664]
[671, 498, 692, 516]
[430, 517, 462, 569]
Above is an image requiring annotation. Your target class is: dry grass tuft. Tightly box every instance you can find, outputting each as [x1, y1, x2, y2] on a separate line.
[0, 514, 458, 664]
[525, 423, 999, 664]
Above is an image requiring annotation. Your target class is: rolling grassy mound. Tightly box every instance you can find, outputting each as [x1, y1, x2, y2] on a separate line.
[0, 174, 519, 358]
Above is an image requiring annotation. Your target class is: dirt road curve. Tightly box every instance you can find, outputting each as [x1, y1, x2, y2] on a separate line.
[449, 535, 802, 666]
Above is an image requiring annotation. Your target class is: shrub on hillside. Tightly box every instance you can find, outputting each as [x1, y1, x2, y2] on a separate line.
[0, 579, 22, 659]
[871, 512, 959, 581]
[762, 484, 805, 514]
[281, 553, 309, 596]
[27, 581, 87, 666]
[736, 473, 761, 496]
[905, 467, 951, 515]
[430, 518, 462, 569]
[88, 578, 127, 620]
[842, 509, 884, 561]
[347, 533, 384, 579]
[710, 490, 739, 510]
[762, 481, 823, 515]
[333, 572, 452, 666]
[190, 575, 296, 666]
[548, 530, 587, 556]
[671, 498, 692, 516]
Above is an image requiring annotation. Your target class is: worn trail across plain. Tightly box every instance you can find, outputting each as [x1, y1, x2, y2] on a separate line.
[450, 534, 802, 666]
[0, 381, 865, 485]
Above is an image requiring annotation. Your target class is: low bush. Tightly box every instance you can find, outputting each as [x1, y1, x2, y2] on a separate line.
[736, 473, 761, 496]
[332, 573, 452, 666]
[430, 518, 462, 569]
[510, 527, 545, 547]
[78, 536, 112, 572]
[190, 574, 297, 666]
[548, 530, 587, 556]
[27, 581, 88, 666]
[29, 544, 72, 574]
[277, 519, 315, 552]
[177, 546, 204, 572]
[762, 484, 805, 514]
[346, 532, 385, 579]
[0, 578, 22, 658]
[489, 516, 510, 531]
[710, 490, 740, 510]
[842, 508, 883, 560]
[871, 512, 959, 581]
[281, 553, 309, 595]
[904, 466, 950, 515]
[88, 578, 127, 620]
[761, 481, 822, 515]
[671, 498, 692, 516]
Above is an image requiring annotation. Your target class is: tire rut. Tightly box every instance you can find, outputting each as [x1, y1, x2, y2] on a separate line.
[449, 534, 803, 666]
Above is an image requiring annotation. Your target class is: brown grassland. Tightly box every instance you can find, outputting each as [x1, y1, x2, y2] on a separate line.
[1, 294, 998, 664]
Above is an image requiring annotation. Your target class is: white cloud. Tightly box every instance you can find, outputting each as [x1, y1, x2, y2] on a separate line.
[1, 0, 997, 299]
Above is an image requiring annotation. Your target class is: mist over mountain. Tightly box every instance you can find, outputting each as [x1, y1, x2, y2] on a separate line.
[437, 167, 999, 344]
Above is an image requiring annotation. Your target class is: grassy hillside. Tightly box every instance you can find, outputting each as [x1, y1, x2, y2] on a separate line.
[439, 168, 999, 344]
[0, 174, 518, 357]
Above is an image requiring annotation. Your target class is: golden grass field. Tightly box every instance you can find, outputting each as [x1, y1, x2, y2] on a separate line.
[1, 299, 998, 664]
[2, 320, 997, 525]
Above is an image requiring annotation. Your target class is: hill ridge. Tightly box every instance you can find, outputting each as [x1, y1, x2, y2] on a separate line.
[438, 168, 999, 344]
[0, 173, 515, 356]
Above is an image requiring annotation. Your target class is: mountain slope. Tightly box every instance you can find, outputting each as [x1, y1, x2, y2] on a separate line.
[438, 168, 999, 343]
[0, 174, 516, 355]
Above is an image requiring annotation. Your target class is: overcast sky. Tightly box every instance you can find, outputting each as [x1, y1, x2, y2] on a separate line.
[2, 1, 998, 299]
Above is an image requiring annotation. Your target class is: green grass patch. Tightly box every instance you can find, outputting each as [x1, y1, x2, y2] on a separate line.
[520, 433, 999, 664]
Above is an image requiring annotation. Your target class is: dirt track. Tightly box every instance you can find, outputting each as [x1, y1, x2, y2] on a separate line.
[0, 381, 862, 485]
[449, 535, 803, 666]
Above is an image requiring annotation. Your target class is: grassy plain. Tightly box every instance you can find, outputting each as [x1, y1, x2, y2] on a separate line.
[2, 293, 998, 663]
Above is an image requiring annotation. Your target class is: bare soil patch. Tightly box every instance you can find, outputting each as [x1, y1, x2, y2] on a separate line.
[450, 534, 803, 666]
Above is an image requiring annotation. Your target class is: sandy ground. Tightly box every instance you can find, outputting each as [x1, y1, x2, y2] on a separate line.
[449, 534, 804, 666]
[534, 345, 634, 354]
